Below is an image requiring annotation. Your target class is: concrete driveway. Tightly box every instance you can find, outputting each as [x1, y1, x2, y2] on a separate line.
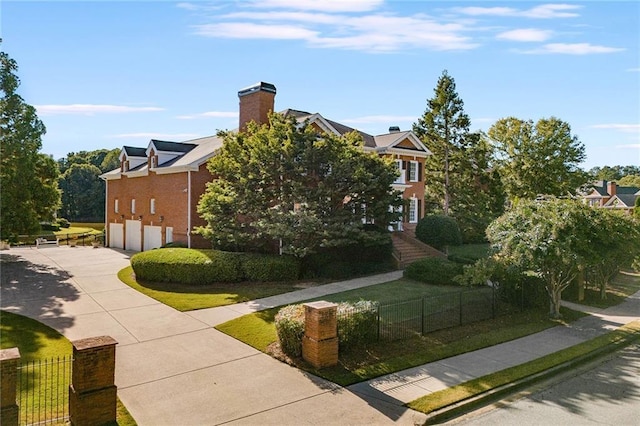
[1, 246, 426, 425]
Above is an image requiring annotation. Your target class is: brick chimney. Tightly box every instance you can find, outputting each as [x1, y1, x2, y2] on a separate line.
[238, 82, 276, 131]
[607, 181, 617, 196]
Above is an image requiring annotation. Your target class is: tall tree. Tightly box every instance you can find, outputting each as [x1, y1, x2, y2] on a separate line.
[413, 70, 471, 216]
[196, 113, 401, 257]
[59, 163, 104, 222]
[588, 165, 640, 182]
[489, 117, 587, 200]
[618, 175, 640, 187]
[1, 44, 60, 239]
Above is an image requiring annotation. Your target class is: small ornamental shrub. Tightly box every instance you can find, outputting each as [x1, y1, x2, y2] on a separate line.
[336, 301, 378, 351]
[241, 254, 300, 282]
[415, 215, 462, 250]
[274, 304, 305, 357]
[130, 248, 243, 284]
[404, 257, 464, 286]
[57, 218, 71, 228]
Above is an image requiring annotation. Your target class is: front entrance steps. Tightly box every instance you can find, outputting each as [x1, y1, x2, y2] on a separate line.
[391, 231, 446, 269]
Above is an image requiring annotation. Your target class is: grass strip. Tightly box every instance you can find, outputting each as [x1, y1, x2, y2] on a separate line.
[1, 310, 137, 425]
[408, 320, 640, 418]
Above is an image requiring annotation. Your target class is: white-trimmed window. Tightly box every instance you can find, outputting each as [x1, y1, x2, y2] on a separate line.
[394, 159, 405, 184]
[408, 161, 419, 182]
[114, 199, 119, 214]
[408, 198, 418, 223]
[150, 198, 156, 214]
[131, 199, 136, 214]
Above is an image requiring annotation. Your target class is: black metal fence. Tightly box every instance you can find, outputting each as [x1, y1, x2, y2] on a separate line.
[338, 286, 512, 342]
[14, 232, 103, 247]
[17, 355, 72, 425]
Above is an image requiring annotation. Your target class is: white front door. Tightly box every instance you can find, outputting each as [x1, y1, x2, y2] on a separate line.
[109, 223, 124, 249]
[143, 225, 162, 251]
[125, 220, 142, 252]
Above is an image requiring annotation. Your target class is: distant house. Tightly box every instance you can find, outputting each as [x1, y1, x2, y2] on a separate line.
[100, 82, 431, 252]
[579, 180, 640, 214]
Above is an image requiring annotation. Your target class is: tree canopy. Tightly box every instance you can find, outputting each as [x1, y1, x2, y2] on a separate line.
[589, 165, 640, 182]
[196, 113, 401, 257]
[487, 198, 599, 318]
[1, 45, 60, 239]
[59, 163, 104, 222]
[489, 117, 587, 200]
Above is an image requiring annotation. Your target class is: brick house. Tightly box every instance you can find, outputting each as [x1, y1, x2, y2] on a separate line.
[100, 82, 431, 251]
[579, 180, 640, 214]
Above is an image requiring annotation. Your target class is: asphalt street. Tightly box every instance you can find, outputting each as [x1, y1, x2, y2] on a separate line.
[449, 343, 640, 426]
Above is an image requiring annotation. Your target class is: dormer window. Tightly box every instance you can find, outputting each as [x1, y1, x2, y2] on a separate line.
[151, 156, 157, 168]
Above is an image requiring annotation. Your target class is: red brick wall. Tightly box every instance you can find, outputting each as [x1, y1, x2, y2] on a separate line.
[105, 163, 214, 250]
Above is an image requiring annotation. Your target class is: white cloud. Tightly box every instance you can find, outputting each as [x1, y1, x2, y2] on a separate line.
[627, 67, 640, 72]
[249, 0, 384, 13]
[35, 104, 164, 115]
[520, 43, 624, 55]
[176, 111, 238, 120]
[112, 133, 201, 140]
[496, 28, 553, 42]
[456, 4, 581, 19]
[591, 124, 640, 133]
[194, 11, 478, 52]
[341, 115, 416, 124]
[194, 22, 318, 40]
[615, 144, 640, 149]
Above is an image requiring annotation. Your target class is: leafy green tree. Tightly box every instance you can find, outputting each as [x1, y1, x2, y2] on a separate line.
[586, 209, 640, 299]
[489, 117, 587, 200]
[588, 165, 640, 181]
[618, 175, 640, 187]
[415, 214, 462, 251]
[487, 199, 597, 318]
[1, 45, 60, 239]
[58, 148, 120, 174]
[59, 163, 104, 222]
[196, 113, 401, 257]
[413, 70, 471, 216]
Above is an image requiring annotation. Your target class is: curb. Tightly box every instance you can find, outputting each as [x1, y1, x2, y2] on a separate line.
[422, 333, 640, 425]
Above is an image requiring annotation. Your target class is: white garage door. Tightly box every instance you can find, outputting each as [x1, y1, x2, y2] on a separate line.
[109, 223, 124, 249]
[125, 220, 142, 252]
[144, 225, 162, 251]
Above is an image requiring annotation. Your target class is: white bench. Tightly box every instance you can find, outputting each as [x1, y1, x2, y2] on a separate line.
[36, 237, 59, 248]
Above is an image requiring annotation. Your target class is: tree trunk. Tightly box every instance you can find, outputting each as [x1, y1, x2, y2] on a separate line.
[549, 288, 562, 319]
[600, 280, 608, 300]
[577, 269, 585, 302]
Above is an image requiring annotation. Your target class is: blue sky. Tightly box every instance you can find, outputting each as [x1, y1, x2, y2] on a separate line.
[3, 1, 639, 170]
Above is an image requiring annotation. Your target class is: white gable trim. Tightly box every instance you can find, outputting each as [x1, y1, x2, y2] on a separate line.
[602, 195, 632, 208]
[306, 114, 341, 136]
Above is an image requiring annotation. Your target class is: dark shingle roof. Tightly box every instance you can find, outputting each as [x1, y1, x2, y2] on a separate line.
[123, 146, 147, 157]
[324, 118, 376, 148]
[151, 140, 197, 153]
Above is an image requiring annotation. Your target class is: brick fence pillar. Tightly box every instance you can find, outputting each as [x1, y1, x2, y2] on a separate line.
[1, 347, 20, 426]
[69, 336, 118, 426]
[302, 301, 338, 368]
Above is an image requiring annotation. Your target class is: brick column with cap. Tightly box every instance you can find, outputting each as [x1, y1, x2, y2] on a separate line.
[69, 336, 118, 426]
[0, 347, 20, 426]
[302, 301, 339, 368]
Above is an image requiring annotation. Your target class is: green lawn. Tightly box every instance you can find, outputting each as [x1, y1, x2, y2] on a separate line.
[0, 311, 136, 426]
[215, 278, 587, 386]
[565, 270, 640, 308]
[448, 243, 490, 260]
[118, 266, 325, 311]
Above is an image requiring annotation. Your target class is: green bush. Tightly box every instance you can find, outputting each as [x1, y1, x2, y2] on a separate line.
[131, 248, 243, 284]
[301, 238, 393, 279]
[241, 254, 300, 282]
[57, 218, 71, 228]
[274, 304, 305, 357]
[415, 215, 462, 250]
[337, 301, 378, 351]
[404, 257, 464, 285]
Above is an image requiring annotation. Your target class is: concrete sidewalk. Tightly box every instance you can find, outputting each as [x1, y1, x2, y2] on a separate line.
[348, 288, 640, 406]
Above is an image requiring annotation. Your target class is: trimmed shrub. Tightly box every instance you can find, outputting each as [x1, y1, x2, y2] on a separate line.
[415, 215, 462, 250]
[131, 248, 243, 284]
[241, 254, 300, 282]
[337, 301, 378, 351]
[57, 218, 71, 228]
[274, 304, 305, 357]
[404, 257, 464, 286]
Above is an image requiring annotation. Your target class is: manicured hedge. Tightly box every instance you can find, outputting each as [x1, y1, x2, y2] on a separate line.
[274, 304, 305, 357]
[130, 248, 302, 284]
[131, 248, 243, 284]
[415, 215, 462, 250]
[241, 254, 300, 282]
[404, 257, 464, 286]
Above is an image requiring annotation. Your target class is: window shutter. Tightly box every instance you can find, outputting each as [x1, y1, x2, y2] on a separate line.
[417, 199, 422, 220]
[403, 160, 409, 181]
[418, 162, 423, 182]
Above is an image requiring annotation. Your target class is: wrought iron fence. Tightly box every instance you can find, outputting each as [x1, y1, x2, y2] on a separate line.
[337, 286, 506, 343]
[17, 355, 72, 425]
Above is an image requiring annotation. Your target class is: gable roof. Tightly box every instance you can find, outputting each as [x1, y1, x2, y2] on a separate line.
[602, 193, 639, 208]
